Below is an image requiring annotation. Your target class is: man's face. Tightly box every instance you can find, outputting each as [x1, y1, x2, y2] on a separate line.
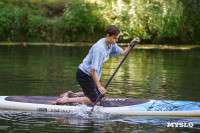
[107, 34, 119, 45]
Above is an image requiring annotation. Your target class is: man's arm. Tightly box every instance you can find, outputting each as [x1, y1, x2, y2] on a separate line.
[120, 37, 140, 56]
[120, 45, 132, 56]
[91, 68, 106, 94]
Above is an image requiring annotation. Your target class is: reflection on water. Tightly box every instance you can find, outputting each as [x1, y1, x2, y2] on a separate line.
[0, 110, 200, 132]
[0, 44, 200, 132]
[103, 48, 200, 102]
[0, 45, 199, 101]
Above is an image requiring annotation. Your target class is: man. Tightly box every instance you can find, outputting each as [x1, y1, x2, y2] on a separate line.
[52, 25, 140, 105]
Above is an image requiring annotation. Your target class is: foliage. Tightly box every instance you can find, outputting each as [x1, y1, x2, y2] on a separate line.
[143, 0, 183, 43]
[86, 0, 199, 44]
[0, 0, 199, 44]
[180, 0, 200, 44]
[57, 0, 106, 42]
[97, 0, 184, 43]
[0, 1, 50, 42]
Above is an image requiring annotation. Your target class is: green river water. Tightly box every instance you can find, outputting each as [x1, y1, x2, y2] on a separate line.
[0, 43, 200, 132]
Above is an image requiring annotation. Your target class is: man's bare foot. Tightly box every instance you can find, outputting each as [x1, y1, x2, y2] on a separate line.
[96, 102, 100, 106]
[52, 97, 69, 105]
[95, 98, 104, 106]
[60, 91, 74, 98]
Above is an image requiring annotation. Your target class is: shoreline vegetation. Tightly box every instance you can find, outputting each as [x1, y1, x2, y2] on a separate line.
[0, 0, 199, 44]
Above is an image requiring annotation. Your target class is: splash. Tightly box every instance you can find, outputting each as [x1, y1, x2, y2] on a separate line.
[67, 104, 123, 120]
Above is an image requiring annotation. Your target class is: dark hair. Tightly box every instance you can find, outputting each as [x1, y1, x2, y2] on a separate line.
[106, 25, 120, 36]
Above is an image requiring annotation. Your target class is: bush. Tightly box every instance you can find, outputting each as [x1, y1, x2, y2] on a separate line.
[180, 0, 200, 44]
[57, 0, 106, 42]
[27, 15, 48, 41]
[0, 4, 23, 41]
[0, 1, 50, 42]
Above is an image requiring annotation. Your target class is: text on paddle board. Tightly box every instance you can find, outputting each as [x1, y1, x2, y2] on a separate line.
[37, 108, 47, 112]
[37, 108, 71, 113]
[105, 98, 125, 101]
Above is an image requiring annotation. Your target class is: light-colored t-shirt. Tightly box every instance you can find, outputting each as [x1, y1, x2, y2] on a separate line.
[79, 38, 123, 80]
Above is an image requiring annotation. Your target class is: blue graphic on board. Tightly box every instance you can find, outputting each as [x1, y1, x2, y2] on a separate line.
[129, 100, 200, 111]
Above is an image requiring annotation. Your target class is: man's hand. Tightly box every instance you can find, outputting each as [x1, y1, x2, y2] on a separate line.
[98, 86, 106, 94]
[130, 37, 140, 46]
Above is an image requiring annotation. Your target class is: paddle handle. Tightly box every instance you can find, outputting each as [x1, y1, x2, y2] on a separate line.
[91, 41, 137, 112]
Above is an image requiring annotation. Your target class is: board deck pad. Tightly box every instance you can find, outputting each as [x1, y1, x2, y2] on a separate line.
[5, 96, 149, 107]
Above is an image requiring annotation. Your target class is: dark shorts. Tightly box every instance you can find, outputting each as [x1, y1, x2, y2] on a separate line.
[76, 68, 104, 103]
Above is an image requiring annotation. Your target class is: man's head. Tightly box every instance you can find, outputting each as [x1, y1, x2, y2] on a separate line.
[106, 25, 120, 37]
[106, 25, 120, 45]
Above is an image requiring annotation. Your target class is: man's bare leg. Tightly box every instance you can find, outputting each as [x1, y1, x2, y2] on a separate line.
[59, 91, 74, 98]
[60, 91, 85, 98]
[52, 96, 94, 106]
[73, 92, 85, 97]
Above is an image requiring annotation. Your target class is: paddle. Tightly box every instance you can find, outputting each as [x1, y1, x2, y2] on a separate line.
[91, 41, 138, 112]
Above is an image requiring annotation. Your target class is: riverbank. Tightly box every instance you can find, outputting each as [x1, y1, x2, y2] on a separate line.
[1, 42, 200, 50]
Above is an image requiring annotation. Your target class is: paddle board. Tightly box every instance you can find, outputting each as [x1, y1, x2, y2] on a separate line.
[0, 96, 200, 116]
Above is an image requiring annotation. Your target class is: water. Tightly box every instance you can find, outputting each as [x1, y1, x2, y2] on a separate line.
[0, 44, 200, 132]
[0, 110, 200, 132]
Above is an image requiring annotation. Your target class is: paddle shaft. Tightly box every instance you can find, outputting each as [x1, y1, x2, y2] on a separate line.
[91, 41, 137, 112]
